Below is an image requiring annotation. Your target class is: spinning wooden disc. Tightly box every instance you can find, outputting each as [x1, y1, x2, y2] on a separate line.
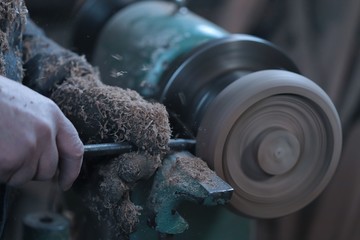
[196, 70, 342, 218]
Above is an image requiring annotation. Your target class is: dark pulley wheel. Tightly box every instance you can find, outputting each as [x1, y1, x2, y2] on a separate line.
[196, 70, 342, 218]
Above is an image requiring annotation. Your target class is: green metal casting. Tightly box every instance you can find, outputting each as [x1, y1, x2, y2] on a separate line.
[147, 151, 233, 234]
[93, 1, 228, 98]
[129, 153, 251, 240]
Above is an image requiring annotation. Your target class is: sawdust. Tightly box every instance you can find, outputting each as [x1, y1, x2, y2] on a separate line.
[22, 19, 171, 153]
[59, 72, 171, 236]
[95, 153, 160, 207]
[20, 14, 171, 238]
[0, 0, 27, 81]
[117, 198, 142, 234]
[175, 156, 213, 182]
[159, 155, 217, 195]
[116, 152, 161, 183]
[79, 151, 162, 236]
[79, 158, 146, 238]
[51, 75, 171, 154]
[21, 19, 171, 155]
[146, 154, 221, 234]
[47, 53, 170, 238]
[84, 192, 142, 238]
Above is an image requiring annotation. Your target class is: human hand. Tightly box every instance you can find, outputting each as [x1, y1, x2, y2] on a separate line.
[0, 76, 84, 190]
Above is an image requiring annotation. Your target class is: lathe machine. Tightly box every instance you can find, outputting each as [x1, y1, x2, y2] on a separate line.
[21, 1, 342, 239]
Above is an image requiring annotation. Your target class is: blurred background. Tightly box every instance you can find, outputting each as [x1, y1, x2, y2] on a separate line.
[23, 0, 360, 239]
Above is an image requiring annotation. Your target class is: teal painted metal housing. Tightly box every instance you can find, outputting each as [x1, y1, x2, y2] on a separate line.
[93, 1, 228, 98]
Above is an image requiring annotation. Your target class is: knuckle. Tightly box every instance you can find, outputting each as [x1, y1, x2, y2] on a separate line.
[44, 99, 63, 123]
[35, 119, 53, 139]
[27, 137, 38, 154]
[45, 98, 60, 111]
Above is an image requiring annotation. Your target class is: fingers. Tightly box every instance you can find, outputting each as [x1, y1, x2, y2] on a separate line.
[2, 138, 40, 186]
[2, 134, 59, 186]
[2, 118, 83, 190]
[56, 117, 84, 191]
[34, 139, 59, 181]
[0, 78, 84, 189]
